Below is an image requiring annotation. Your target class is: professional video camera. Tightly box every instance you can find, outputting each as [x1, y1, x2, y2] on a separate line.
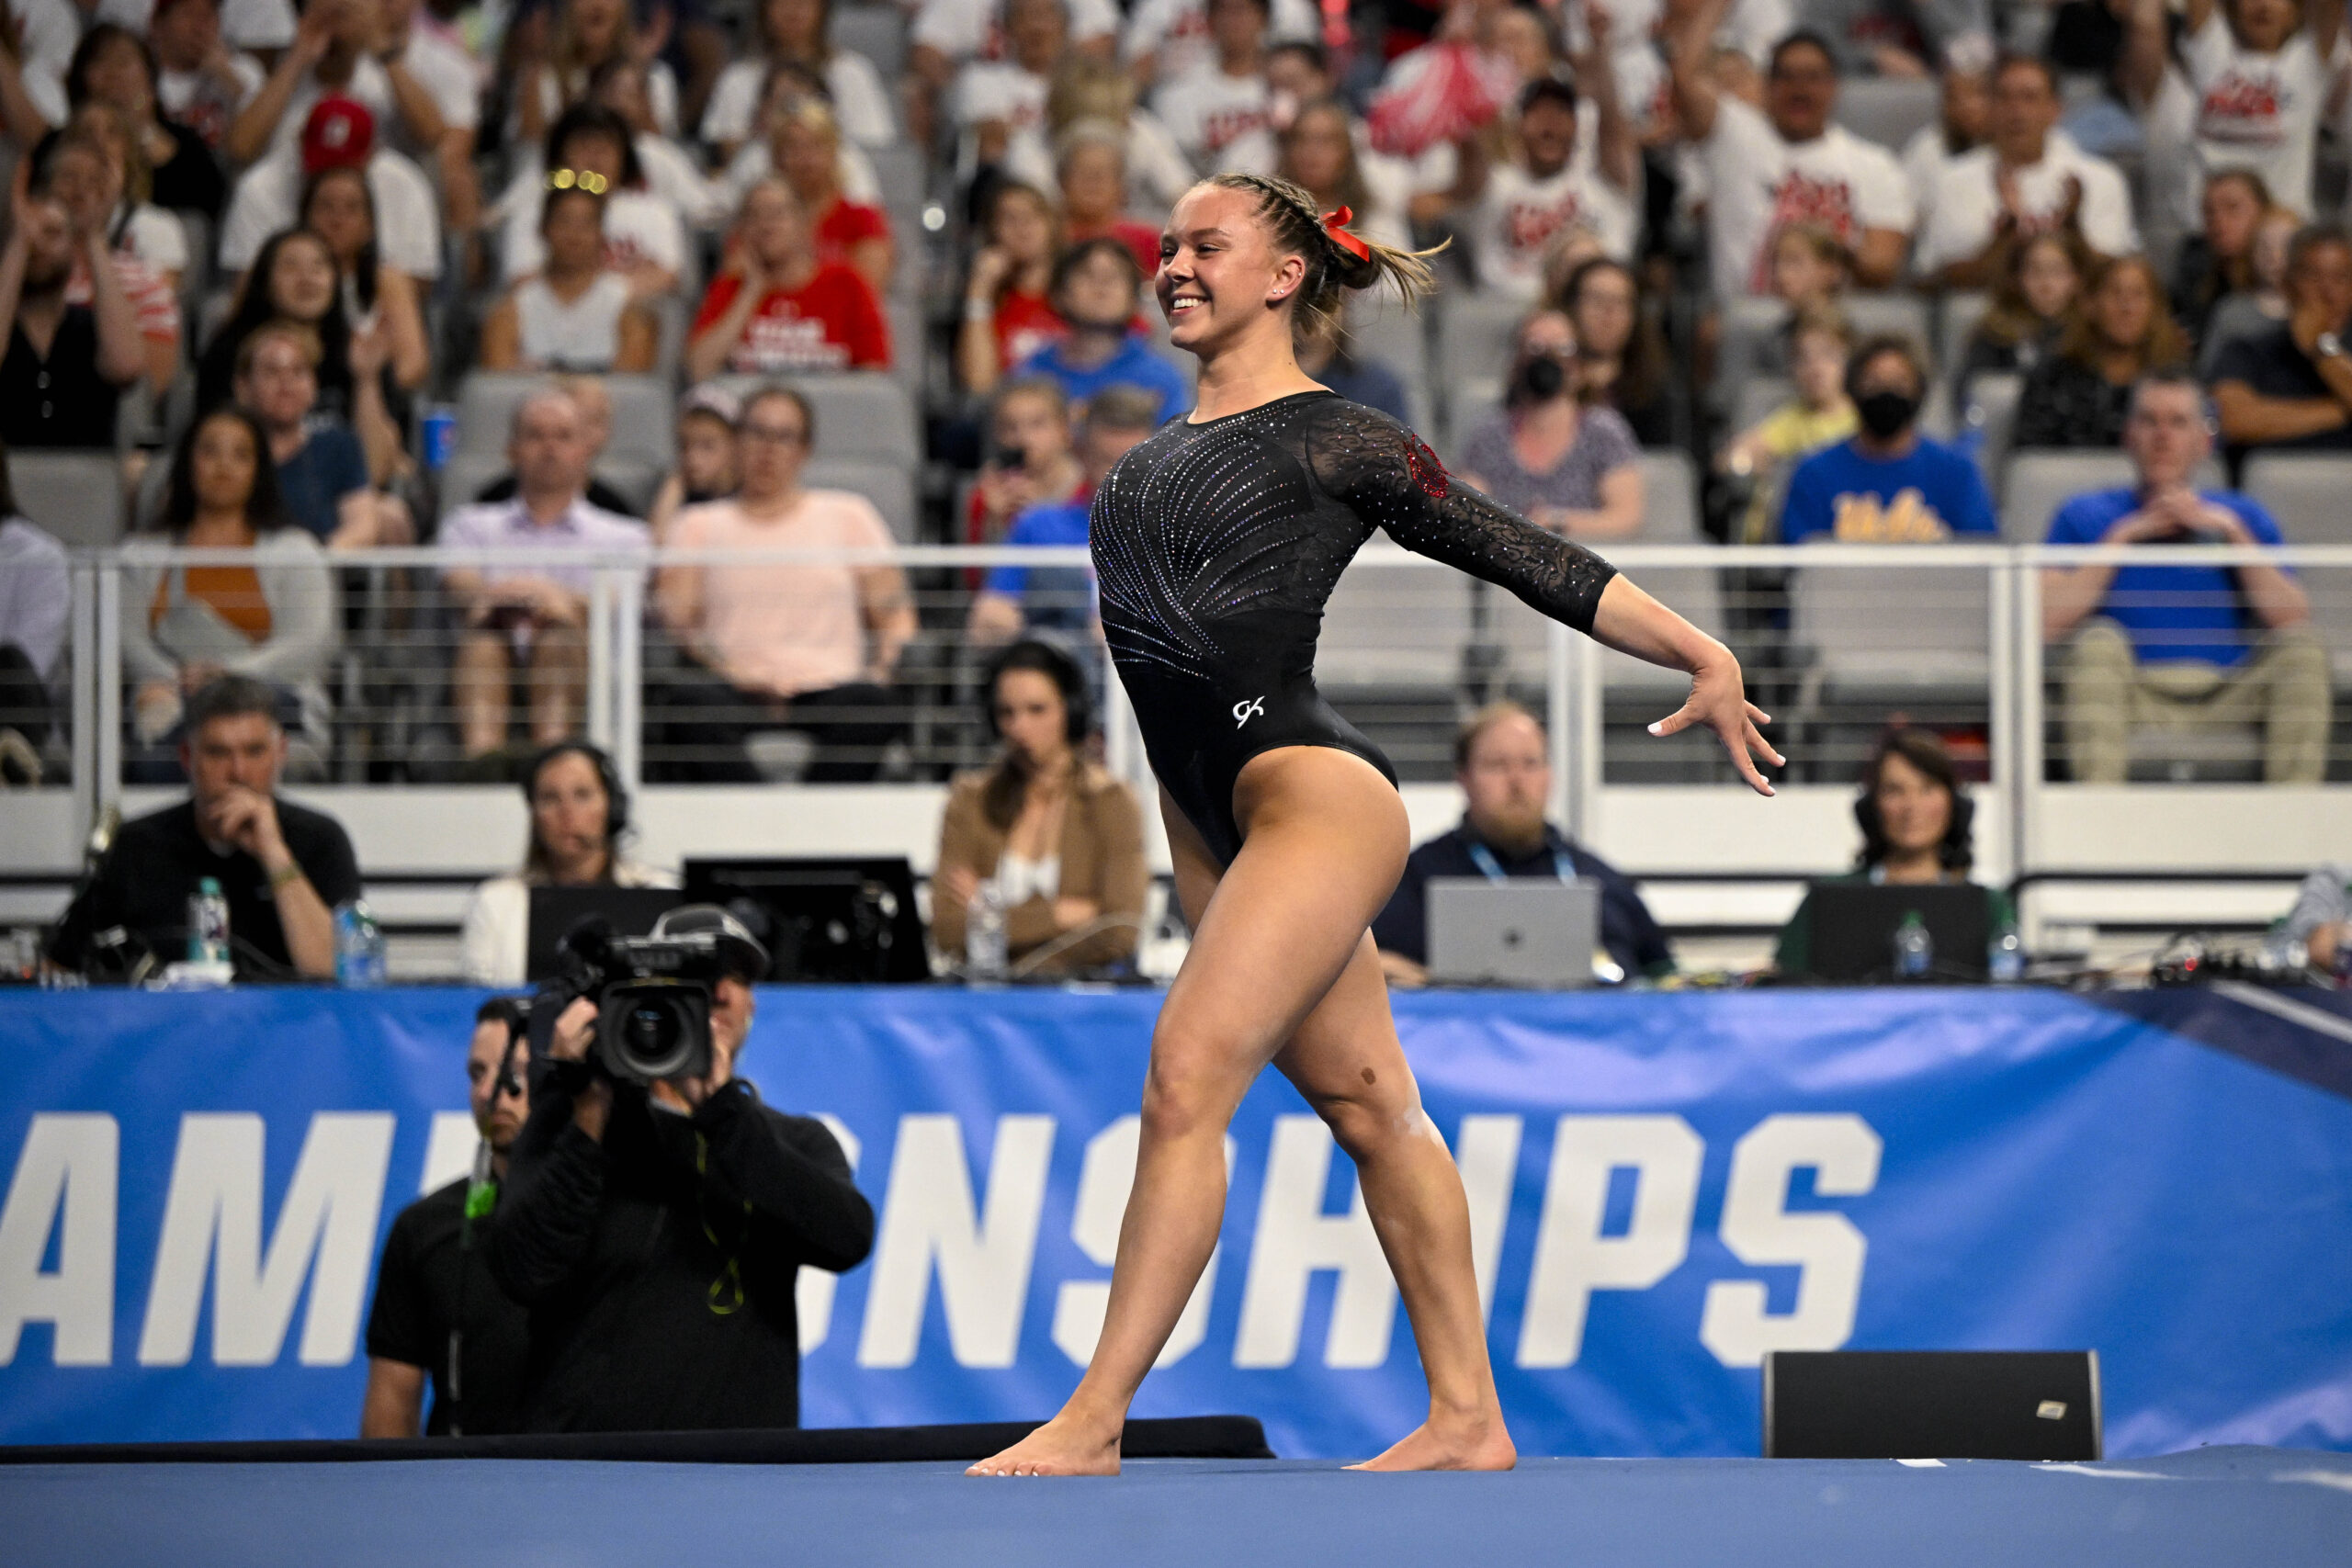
[542, 908, 768, 1085]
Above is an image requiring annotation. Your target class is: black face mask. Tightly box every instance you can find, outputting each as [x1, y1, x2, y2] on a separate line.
[1856, 389, 1918, 439]
[1511, 352, 1568, 403]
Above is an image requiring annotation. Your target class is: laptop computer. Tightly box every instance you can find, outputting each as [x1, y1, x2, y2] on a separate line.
[1804, 882, 1991, 984]
[1426, 879, 1603, 988]
[525, 886, 685, 982]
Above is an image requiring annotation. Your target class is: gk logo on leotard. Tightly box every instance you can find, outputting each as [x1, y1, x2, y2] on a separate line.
[1232, 696, 1265, 728]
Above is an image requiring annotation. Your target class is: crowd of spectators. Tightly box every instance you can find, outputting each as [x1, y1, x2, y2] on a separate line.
[0, 0, 2343, 813]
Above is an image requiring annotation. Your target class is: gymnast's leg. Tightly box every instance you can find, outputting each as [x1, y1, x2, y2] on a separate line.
[967, 748, 1419, 1476]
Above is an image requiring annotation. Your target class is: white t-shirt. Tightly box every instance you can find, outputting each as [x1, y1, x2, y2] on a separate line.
[158, 53, 268, 141]
[1120, 0, 1317, 83]
[1912, 140, 2136, 275]
[1471, 160, 1638, 299]
[263, 41, 481, 164]
[119, 206, 190, 276]
[515, 60, 680, 142]
[635, 132, 732, 230]
[2181, 11, 2328, 217]
[220, 147, 444, 278]
[1151, 63, 1278, 175]
[499, 183, 687, 285]
[1701, 95, 1913, 301]
[698, 51, 896, 149]
[954, 59, 1050, 132]
[1567, 0, 1789, 134]
[1900, 123, 1961, 234]
[1001, 107, 1197, 209]
[913, 0, 1119, 62]
[10, 0, 78, 128]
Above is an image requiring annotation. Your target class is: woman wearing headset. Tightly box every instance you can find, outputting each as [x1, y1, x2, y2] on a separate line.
[1770, 728, 2014, 976]
[458, 741, 677, 985]
[931, 641, 1148, 977]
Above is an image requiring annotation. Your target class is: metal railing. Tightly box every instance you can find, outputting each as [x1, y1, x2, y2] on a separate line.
[15, 541, 2352, 874]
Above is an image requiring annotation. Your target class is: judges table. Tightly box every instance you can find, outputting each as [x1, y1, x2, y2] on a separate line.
[1, 985, 2346, 1461]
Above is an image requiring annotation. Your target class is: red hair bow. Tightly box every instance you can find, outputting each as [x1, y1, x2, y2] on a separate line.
[1319, 206, 1372, 263]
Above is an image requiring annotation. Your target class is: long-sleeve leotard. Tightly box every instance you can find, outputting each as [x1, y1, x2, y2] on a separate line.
[1090, 389, 1619, 863]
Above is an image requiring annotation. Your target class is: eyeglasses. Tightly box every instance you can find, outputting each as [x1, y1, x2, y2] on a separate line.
[741, 423, 808, 446]
[546, 167, 611, 195]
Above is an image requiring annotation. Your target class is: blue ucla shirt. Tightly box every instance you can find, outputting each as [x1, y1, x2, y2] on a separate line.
[1779, 436, 1999, 543]
[2045, 488, 2288, 667]
[1016, 336, 1191, 427]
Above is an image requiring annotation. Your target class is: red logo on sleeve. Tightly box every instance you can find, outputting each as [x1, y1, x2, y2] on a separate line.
[1404, 434, 1451, 501]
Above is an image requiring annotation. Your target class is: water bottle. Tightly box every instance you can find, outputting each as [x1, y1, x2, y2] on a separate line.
[966, 882, 1008, 985]
[1988, 919, 2025, 984]
[1892, 909, 1933, 981]
[334, 900, 387, 987]
[187, 877, 230, 965]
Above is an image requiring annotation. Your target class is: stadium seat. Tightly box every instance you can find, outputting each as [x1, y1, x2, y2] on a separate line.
[1790, 551, 1991, 768]
[455, 374, 678, 464]
[1831, 77, 1939, 152]
[1962, 372, 2023, 491]
[1640, 450, 1702, 540]
[1713, 296, 1788, 412]
[804, 458, 918, 541]
[1317, 555, 1475, 690]
[2242, 452, 2352, 545]
[1347, 293, 1431, 434]
[1728, 376, 1794, 445]
[1841, 292, 1935, 359]
[1938, 291, 1992, 378]
[833, 3, 910, 80]
[2004, 452, 2225, 543]
[708, 372, 918, 461]
[1433, 292, 1526, 444]
[1488, 564, 1728, 696]
[11, 451, 126, 547]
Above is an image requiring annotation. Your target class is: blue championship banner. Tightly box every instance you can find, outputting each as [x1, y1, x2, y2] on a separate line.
[1, 987, 2348, 1459]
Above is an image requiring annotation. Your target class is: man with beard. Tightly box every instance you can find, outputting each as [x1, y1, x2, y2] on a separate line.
[360, 998, 537, 1437]
[0, 175, 143, 450]
[1372, 703, 1673, 987]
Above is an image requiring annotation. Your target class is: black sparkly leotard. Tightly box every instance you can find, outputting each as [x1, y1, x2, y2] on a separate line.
[1091, 390, 1621, 865]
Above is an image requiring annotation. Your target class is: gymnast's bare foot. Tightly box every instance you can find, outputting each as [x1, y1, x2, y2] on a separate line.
[1347, 1408, 1518, 1472]
[966, 1411, 1124, 1476]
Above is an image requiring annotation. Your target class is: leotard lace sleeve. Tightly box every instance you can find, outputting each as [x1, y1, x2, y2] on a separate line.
[1305, 398, 1620, 635]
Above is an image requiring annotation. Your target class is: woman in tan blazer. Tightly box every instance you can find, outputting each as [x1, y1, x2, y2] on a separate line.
[933, 642, 1148, 976]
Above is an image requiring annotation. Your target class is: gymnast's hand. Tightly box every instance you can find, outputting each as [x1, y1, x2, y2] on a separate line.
[1648, 650, 1781, 797]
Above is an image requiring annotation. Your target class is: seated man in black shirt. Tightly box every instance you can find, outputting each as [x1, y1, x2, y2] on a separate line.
[2212, 223, 2352, 457]
[490, 906, 875, 1432]
[1372, 703, 1672, 986]
[0, 165, 143, 450]
[362, 997, 536, 1437]
[46, 674, 359, 980]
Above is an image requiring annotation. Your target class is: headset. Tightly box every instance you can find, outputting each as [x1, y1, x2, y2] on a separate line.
[521, 739, 630, 841]
[983, 638, 1094, 746]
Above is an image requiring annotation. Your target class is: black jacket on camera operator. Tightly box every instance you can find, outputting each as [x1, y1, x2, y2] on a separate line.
[489, 906, 875, 1432]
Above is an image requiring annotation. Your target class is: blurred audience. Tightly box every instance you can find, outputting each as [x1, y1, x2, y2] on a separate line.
[649, 385, 741, 541]
[458, 740, 675, 985]
[40, 125, 182, 400]
[47, 673, 358, 980]
[2212, 222, 2352, 456]
[958, 180, 1065, 396]
[1459, 308, 1644, 540]
[1720, 304, 1856, 542]
[300, 162, 431, 400]
[1956, 230, 2086, 384]
[2012, 254, 2187, 450]
[1770, 728, 2012, 978]
[686, 176, 889, 378]
[1374, 703, 1672, 987]
[440, 390, 650, 769]
[1056, 119, 1161, 276]
[2172, 169, 2269, 353]
[654, 386, 913, 782]
[496, 103, 687, 299]
[967, 383, 1158, 646]
[932, 638, 1147, 976]
[2122, 0, 2338, 225]
[0, 178, 142, 450]
[1454, 69, 1638, 301]
[702, 0, 896, 157]
[1900, 58, 1989, 225]
[2044, 370, 2324, 784]
[1015, 236, 1186, 423]
[221, 96, 442, 298]
[123, 408, 338, 779]
[1562, 256, 1674, 446]
[2198, 202, 2301, 373]
[1151, 0, 1277, 175]
[0, 450, 67, 772]
[233, 321, 412, 547]
[481, 183, 661, 374]
[151, 0, 267, 154]
[966, 376, 1083, 550]
[1781, 334, 1996, 540]
[765, 96, 893, 296]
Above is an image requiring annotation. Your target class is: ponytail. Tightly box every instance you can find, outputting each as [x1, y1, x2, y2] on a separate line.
[1199, 172, 1444, 348]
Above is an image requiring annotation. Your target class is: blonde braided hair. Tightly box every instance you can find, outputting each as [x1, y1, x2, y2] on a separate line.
[1197, 171, 1443, 347]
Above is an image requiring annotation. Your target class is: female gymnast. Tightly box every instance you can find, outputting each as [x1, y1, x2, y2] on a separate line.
[968, 174, 1780, 1477]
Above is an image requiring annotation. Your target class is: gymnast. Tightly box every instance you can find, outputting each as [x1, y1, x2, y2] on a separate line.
[968, 174, 1781, 1476]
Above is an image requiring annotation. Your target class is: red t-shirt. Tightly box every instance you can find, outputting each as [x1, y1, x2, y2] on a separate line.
[693, 263, 891, 372]
[813, 197, 891, 273]
[992, 288, 1067, 374]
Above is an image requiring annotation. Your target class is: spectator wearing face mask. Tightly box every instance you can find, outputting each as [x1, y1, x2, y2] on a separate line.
[1779, 334, 1996, 541]
[1458, 307, 1645, 541]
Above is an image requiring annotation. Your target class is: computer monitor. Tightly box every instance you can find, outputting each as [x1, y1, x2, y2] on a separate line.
[683, 858, 931, 983]
[525, 886, 685, 982]
[1804, 883, 1992, 984]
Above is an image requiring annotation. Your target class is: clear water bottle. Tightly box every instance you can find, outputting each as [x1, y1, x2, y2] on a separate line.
[966, 882, 1008, 985]
[1988, 919, 2025, 984]
[187, 876, 230, 965]
[1893, 909, 1934, 981]
[334, 900, 387, 987]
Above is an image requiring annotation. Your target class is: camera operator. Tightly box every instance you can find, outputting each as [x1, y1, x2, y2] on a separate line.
[360, 998, 534, 1437]
[490, 907, 874, 1432]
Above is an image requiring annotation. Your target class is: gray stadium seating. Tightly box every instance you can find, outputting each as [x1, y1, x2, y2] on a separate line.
[707, 372, 918, 461]
[1640, 450, 1702, 541]
[2243, 452, 2352, 545]
[1433, 292, 1526, 443]
[1841, 291, 1936, 359]
[832, 3, 909, 79]
[1791, 550, 1992, 712]
[2003, 452, 2225, 544]
[1938, 291, 1991, 378]
[1316, 557, 1476, 691]
[1346, 293, 1431, 434]
[1831, 77, 1939, 152]
[803, 458, 918, 541]
[12, 451, 127, 547]
[1962, 372, 2024, 493]
[455, 373, 679, 465]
